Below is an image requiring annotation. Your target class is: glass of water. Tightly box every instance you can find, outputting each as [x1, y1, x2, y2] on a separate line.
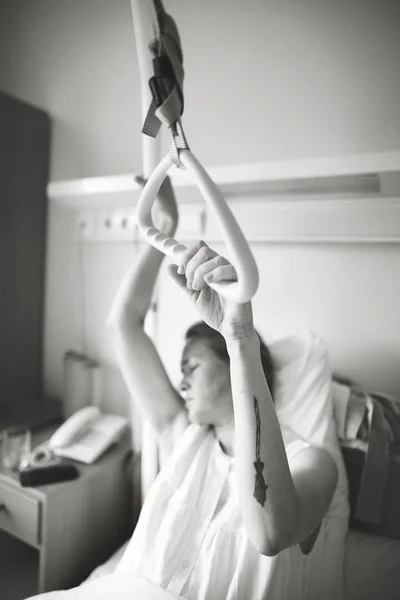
[1, 427, 32, 471]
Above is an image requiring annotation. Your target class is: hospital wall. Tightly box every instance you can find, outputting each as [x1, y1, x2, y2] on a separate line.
[0, 0, 399, 429]
[0, 0, 399, 179]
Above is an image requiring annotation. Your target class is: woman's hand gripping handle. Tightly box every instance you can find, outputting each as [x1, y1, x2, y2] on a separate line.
[135, 149, 259, 304]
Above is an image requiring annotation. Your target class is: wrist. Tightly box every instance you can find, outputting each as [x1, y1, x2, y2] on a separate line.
[225, 327, 259, 351]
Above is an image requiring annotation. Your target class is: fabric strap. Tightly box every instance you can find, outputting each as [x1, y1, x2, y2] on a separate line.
[142, 6, 184, 138]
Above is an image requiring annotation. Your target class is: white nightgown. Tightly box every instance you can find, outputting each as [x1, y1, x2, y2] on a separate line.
[116, 421, 348, 599]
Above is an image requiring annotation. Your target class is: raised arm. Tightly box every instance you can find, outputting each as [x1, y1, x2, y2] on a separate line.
[225, 331, 337, 555]
[107, 178, 187, 435]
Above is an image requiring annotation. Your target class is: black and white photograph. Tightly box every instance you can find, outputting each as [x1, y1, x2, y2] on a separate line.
[0, 1, 400, 599]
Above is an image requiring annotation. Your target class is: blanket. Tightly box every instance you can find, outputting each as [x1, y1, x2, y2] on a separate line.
[27, 573, 180, 600]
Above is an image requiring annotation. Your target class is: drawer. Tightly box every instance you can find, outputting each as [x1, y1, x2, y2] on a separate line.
[0, 482, 40, 546]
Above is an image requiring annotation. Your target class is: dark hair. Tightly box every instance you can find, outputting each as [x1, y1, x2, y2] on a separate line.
[184, 321, 275, 399]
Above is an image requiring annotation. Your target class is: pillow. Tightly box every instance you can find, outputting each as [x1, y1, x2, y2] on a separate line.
[270, 330, 337, 448]
[269, 331, 349, 599]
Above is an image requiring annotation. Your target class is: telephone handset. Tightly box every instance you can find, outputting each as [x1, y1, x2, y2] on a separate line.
[48, 406, 129, 464]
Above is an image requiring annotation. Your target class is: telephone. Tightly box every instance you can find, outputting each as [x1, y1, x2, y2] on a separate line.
[47, 406, 129, 464]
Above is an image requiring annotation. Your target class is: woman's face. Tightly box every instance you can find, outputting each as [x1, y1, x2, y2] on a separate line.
[178, 338, 233, 426]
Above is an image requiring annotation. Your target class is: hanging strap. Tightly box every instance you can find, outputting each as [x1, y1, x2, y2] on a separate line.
[133, 0, 259, 303]
[142, 7, 184, 138]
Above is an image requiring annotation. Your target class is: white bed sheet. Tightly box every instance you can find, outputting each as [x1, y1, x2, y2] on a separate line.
[84, 529, 400, 600]
[27, 572, 179, 600]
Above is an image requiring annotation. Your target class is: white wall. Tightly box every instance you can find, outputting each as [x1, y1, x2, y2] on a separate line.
[1, 1, 400, 426]
[0, 0, 399, 180]
[44, 202, 139, 415]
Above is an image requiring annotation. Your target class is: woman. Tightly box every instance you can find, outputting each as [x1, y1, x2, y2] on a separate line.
[105, 177, 343, 600]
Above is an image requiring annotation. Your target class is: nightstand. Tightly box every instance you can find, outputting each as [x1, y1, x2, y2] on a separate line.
[0, 426, 134, 596]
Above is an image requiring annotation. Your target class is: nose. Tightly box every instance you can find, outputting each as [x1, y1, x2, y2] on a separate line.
[178, 376, 190, 394]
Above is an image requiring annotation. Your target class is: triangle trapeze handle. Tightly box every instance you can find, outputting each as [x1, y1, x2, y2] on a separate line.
[135, 149, 259, 303]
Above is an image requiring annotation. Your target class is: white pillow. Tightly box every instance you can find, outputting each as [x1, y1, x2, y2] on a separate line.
[270, 330, 337, 448]
[270, 331, 349, 600]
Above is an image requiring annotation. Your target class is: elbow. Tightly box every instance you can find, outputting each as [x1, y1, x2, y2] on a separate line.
[107, 308, 144, 334]
[257, 542, 280, 558]
[252, 511, 299, 557]
[256, 533, 291, 557]
[106, 312, 126, 334]
[249, 529, 286, 557]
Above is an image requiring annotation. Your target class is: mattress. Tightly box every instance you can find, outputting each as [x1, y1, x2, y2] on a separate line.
[85, 529, 400, 599]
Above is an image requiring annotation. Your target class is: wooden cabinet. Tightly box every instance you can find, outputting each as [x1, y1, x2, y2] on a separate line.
[0, 91, 53, 428]
[0, 428, 134, 597]
[0, 483, 40, 547]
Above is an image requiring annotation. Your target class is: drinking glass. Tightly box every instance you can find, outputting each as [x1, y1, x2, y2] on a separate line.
[1, 427, 32, 471]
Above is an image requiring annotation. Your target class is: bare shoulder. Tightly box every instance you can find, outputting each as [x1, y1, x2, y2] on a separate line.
[289, 445, 338, 497]
[287, 445, 339, 551]
[289, 445, 338, 478]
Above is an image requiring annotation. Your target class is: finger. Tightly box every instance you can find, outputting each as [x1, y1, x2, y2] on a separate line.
[191, 254, 227, 290]
[167, 264, 189, 292]
[185, 244, 217, 289]
[204, 264, 238, 285]
[168, 264, 202, 303]
[177, 240, 210, 276]
[134, 175, 147, 187]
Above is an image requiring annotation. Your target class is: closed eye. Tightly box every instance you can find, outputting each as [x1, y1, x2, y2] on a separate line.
[181, 364, 199, 376]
